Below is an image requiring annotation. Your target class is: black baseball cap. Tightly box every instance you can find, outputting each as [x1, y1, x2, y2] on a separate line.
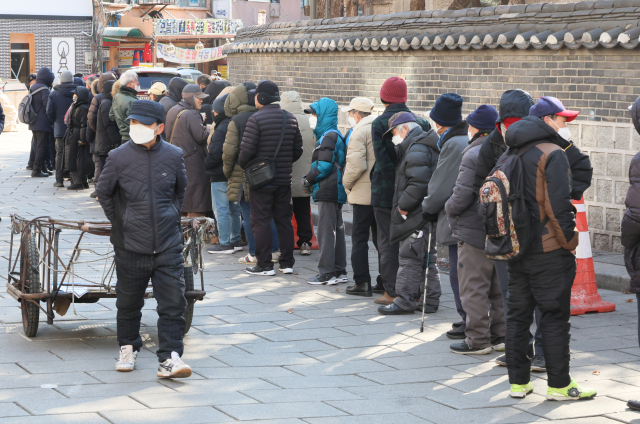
[127, 100, 166, 125]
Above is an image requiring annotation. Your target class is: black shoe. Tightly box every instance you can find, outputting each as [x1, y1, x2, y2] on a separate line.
[495, 354, 507, 366]
[372, 275, 385, 294]
[245, 266, 275, 276]
[26, 165, 33, 170]
[82, 183, 90, 189]
[345, 282, 372, 297]
[67, 183, 84, 190]
[450, 341, 492, 355]
[531, 355, 546, 372]
[207, 244, 235, 254]
[31, 171, 49, 178]
[415, 303, 438, 313]
[90, 191, 97, 198]
[452, 321, 464, 329]
[378, 303, 414, 315]
[446, 325, 466, 339]
[491, 336, 505, 352]
[53, 181, 64, 188]
[627, 400, 640, 411]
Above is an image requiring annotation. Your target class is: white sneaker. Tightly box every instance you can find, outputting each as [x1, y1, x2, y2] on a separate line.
[157, 352, 192, 379]
[239, 254, 257, 264]
[334, 273, 348, 283]
[115, 345, 138, 372]
[279, 267, 294, 274]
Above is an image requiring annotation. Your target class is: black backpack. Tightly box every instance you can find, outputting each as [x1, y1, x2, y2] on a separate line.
[18, 87, 47, 125]
[479, 142, 548, 261]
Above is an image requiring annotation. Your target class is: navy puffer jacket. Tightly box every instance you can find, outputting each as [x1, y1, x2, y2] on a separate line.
[29, 68, 54, 132]
[96, 137, 188, 255]
[46, 82, 76, 138]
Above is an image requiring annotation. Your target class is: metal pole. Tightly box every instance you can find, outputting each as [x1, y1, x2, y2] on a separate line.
[153, 38, 158, 67]
[310, 0, 317, 19]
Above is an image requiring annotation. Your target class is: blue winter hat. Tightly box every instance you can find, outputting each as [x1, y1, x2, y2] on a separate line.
[430, 93, 463, 127]
[383, 112, 416, 137]
[466, 105, 499, 131]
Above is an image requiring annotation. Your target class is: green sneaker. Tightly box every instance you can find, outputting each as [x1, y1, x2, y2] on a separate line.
[510, 381, 534, 398]
[546, 379, 597, 401]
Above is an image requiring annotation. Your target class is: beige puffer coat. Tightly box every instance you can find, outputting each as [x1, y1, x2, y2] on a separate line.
[280, 91, 315, 198]
[222, 84, 257, 201]
[343, 114, 376, 205]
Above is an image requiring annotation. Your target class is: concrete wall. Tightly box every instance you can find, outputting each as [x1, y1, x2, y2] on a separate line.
[228, 47, 640, 252]
[0, 19, 92, 80]
[233, 0, 307, 28]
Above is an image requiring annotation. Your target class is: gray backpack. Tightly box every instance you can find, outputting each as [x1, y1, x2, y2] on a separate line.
[18, 87, 47, 125]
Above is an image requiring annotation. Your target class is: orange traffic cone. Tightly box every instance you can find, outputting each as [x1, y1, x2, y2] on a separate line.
[570, 197, 616, 315]
[292, 214, 319, 250]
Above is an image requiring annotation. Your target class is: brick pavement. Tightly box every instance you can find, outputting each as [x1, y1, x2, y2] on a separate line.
[0, 126, 639, 423]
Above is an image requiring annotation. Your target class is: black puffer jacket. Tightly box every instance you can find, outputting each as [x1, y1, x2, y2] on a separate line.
[237, 104, 303, 187]
[445, 132, 491, 249]
[63, 87, 90, 173]
[88, 73, 117, 132]
[96, 137, 188, 255]
[159, 77, 188, 116]
[46, 82, 75, 138]
[505, 116, 578, 254]
[29, 68, 54, 133]
[202, 80, 231, 125]
[94, 81, 121, 156]
[474, 89, 534, 191]
[390, 126, 440, 244]
[204, 112, 230, 182]
[623, 152, 640, 293]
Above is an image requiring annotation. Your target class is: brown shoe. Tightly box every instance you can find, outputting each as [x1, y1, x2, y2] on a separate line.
[374, 292, 396, 305]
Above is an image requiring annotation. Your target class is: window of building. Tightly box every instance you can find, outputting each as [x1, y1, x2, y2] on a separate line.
[10, 34, 34, 84]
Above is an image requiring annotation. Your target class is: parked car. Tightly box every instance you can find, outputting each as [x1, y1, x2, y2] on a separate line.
[127, 67, 203, 99]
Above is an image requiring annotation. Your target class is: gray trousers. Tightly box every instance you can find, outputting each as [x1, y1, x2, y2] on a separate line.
[373, 207, 400, 297]
[394, 222, 440, 311]
[458, 241, 505, 348]
[316, 201, 347, 277]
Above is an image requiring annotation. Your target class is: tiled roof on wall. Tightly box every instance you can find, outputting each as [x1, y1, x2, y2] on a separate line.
[223, 0, 640, 53]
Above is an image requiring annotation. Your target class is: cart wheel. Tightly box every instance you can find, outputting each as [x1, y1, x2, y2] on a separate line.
[20, 236, 41, 337]
[183, 266, 195, 335]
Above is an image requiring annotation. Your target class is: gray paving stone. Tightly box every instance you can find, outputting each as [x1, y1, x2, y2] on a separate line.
[18, 396, 147, 415]
[56, 382, 174, 398]
[265, 375, 379, 388]
[86, 369, 205, 384]
[319, 333, 419, 349]
[274, 316, 365, 330]
[0, 402, 29, 418]
[216, 401, 348, 420]
[359, 367, 474, 385]
[130, 389, 256, 408]
[101, 407, 234, 424]
[259, 327, 351, 342]
[237, 340, 336, 354]
[605, 411, 640, 423]
[196, 366, 300, 379]
[547, 419, 622, 424]
[302, 346, 409, 363]
[0, 413, 110, 424]
[213, 352, 319, 367]
[285, 359, 394, 375]
[514, 397, 628, 419]
[375, 351, 484, 370]
[196, 322, 286, 335]
[160, 377, 281, 392]
[0, 363, 29, 376]
[240, 387, 364, 403]
[214, 311, 306, 324]
[568, 350, 640, 368]
[0, 372, 100, 389]
[305, 413, 430, 424]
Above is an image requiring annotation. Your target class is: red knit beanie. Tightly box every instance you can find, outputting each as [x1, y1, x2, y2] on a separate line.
[380, 77, 407, 104]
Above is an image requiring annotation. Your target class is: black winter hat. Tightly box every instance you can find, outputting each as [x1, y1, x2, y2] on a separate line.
[256, 80, 280, 105]
[631, 97, 640, 135]
[212, 93, 229, 115]
[242, 82, 257, 107]
[467, 105, 499, 131]
[498, 89, 534, 122]
[127, 100, 166, 125]
[430, 93, 463, 127]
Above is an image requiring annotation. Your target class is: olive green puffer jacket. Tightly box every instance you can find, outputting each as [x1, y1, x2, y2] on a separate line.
[222, 83, 257, 201]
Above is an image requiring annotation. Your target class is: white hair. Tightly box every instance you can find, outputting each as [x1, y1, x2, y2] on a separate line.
[400, 122, 419, 132]
[119, 70, 138, 86]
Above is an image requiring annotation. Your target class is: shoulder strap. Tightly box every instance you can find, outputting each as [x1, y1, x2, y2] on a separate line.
[169, 109, 188, 145]
[272, 110, 287, 161]
[30, 87, 47, 97]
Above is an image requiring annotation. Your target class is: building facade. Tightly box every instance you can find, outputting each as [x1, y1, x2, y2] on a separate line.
[0, 0, 93, 83]
[225, 1, 640, 253]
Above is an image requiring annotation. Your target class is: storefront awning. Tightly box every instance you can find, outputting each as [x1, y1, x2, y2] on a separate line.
[103, 27, 145, 38]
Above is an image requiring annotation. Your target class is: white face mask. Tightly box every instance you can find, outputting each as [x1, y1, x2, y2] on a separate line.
[558, 127, 571, 141]
[309, 115, 317, 129]
[130, 123, 158, 145]
[134, 84, 141, 92]
[348, 117, 357, 128]
[467, 131, 474, 140]
[392, 135, 404, 145]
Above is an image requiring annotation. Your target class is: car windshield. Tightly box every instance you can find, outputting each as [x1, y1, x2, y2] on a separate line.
[135, 72, 182, 90]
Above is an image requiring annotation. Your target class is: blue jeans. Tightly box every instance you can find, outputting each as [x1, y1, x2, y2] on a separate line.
[239, 195, 278, 256]
[211, 182, 242, 246]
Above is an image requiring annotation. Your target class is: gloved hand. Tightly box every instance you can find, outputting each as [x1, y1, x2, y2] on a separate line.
[301, 177, 312, 194]
[423, 211, 439, 223]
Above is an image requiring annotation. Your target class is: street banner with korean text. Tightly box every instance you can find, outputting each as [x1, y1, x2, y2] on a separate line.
[154, 19, 243, 36]
[157, 43, 225, 64]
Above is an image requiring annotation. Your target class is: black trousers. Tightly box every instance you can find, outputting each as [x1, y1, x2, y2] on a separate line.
[28, 135, 35, 167]
[292, 196, 313, 247]
[351, 204, 379, 284]
[373, 207, 399, 297]
[249, 186, 295, 269]
[94, 155, 106, 185]
[55, 138, 65, 183]
[506, 249, 575, 388]
[115, 246, 187, 362]
[31, 131, 49, 172]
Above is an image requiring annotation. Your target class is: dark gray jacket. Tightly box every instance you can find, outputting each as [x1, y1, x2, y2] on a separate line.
[390, 126, 439, 244]
[96, 137, 188, 255]
[622, 152, 640, 293]
[444, 133, 489, 250]
[422, 120, 469, 246]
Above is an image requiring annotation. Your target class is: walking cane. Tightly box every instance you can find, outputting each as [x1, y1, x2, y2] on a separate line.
[420, 222, 432, 333]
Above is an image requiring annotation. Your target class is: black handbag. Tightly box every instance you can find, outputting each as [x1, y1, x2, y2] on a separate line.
[244, 111, 286, 190]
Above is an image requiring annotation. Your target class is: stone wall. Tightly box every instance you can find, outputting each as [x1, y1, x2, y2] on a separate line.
[0, 19, 92, 80]
[228, 46, 638, 252]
